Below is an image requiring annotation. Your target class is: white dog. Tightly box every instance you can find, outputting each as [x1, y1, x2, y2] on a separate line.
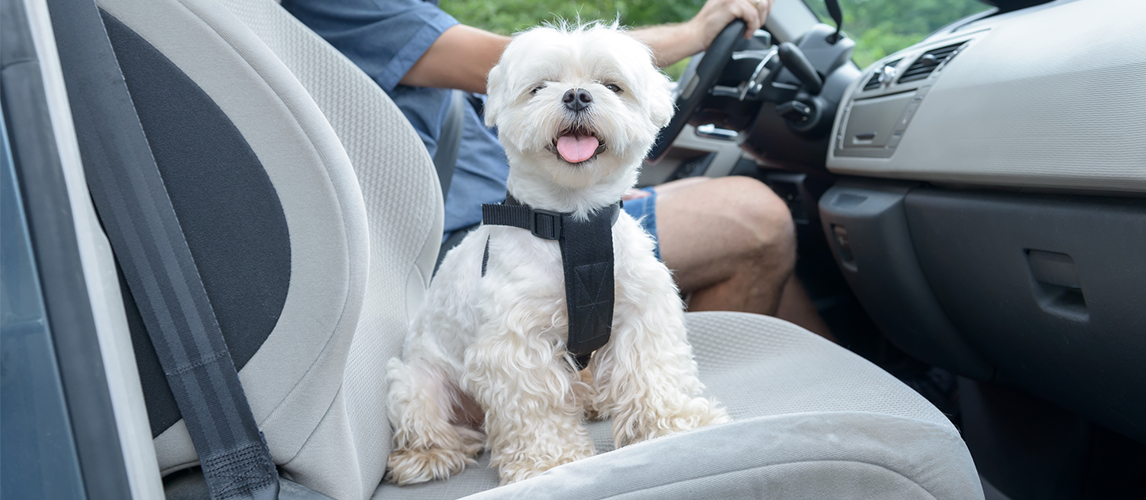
[386, 22, 731, 486]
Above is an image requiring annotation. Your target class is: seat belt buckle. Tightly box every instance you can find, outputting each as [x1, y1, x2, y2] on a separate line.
[530, 209, 562, 240]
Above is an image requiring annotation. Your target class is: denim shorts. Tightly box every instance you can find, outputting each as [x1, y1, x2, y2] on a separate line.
[621, 187, 661, 260]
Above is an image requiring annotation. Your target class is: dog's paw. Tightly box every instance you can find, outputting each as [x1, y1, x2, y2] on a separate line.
[573, 369, 603, 421]
[497, 448, 594, 485]
[457, 426, 486, 457]
[696, 398, 733, 425]
[617, 397, 731, 446]
[653, 397, 731, 436]
[386, 446, 477, 485]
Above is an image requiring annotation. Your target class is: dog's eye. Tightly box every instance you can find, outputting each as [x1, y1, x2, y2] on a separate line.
[530, 84, 546, 95]
[604, 83, 623, 94]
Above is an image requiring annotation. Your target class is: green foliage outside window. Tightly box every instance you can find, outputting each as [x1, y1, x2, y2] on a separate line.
[804, 0, 989, 68]
[440, 0, 704, 79]
[441, 0, 990, 79]
[440, 0, 707, 34]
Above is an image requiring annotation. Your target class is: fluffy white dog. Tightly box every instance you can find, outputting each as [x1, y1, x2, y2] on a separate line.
[386, 22, 730, 486]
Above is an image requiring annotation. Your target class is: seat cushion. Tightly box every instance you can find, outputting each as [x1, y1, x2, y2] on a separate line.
[373, 312, 982, 500]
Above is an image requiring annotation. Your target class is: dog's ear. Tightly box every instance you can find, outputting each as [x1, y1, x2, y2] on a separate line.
[648, 73, 675, 129]
[484, 64, 505, 128]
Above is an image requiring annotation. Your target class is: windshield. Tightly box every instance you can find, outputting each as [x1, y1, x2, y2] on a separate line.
[803, 0, 991, 68]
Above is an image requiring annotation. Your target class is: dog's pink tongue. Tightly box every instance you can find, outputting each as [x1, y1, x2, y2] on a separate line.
[556, 134, 599, 163]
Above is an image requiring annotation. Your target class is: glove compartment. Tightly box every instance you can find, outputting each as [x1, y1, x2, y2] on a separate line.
[904, 189, 1146, 443]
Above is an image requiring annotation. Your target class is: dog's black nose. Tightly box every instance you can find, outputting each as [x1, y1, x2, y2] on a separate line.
[563, 88, 592, 112]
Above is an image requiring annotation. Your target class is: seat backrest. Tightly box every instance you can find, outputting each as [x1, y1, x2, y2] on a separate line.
[216, 0, 445, 497]
[95, 0, 441, 497]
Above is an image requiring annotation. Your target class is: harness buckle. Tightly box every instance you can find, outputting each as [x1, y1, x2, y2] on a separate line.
[530, 209, 562, 240]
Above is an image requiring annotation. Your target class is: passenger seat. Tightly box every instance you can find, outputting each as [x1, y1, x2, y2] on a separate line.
[94, 0, 986, 497]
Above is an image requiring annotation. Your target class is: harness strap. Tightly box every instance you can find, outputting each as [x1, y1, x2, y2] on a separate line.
[482, 194, 621, 369]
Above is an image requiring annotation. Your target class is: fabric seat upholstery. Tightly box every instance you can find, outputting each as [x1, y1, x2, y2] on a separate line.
[103, 0, 983, 497]
[373, 312, 983, 499]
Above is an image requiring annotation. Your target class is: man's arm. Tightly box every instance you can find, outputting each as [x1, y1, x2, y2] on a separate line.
[399, 0, 773, 91]
[399, 24, 510, 94]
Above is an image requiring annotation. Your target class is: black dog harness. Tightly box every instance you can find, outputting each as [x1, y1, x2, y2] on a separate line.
[482, 193, 621, 369]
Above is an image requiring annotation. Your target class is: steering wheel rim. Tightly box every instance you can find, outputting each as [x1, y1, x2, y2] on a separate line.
[646, 20, 746, 164]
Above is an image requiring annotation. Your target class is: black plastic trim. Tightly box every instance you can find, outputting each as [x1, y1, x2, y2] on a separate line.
[1, 105, 88, 500]
[817, 179, 994, 380]
[433, 89, 465, 198]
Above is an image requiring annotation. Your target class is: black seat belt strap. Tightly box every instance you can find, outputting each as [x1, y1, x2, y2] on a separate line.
[50, 0, 279, 498]
[482, 194, 620, 369]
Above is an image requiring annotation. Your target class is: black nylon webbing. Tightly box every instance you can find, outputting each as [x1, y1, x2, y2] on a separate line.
[55, 1, 279, 498]
[482, 194, 620, 369]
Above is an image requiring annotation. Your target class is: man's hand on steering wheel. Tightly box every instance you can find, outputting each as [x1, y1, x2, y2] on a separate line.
[632, 0, 774, 68]
[690, 0, 774, 47]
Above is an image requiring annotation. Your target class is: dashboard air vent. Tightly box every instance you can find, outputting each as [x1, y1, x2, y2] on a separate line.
[899, 43, 964, 83]
[863, 73, 881, 91]
[863, 58, 902, 91]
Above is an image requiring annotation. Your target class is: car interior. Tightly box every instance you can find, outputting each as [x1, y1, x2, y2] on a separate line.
[1, 0, 1143, 498]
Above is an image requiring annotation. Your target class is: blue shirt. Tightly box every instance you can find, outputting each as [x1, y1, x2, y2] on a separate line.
[282, 0, 511, 239]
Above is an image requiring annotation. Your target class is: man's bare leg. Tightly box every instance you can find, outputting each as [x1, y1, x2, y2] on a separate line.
[776, 276, 836, 341]
[648, 176, 832, 338]
[653, 176, 794, 315]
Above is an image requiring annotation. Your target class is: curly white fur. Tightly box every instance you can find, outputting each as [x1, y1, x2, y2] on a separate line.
[386, 23, 730, 486]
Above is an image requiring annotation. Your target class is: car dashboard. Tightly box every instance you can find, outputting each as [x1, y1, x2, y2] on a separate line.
[828, 0, 1146, 193]
[814, 0, 1146, 457]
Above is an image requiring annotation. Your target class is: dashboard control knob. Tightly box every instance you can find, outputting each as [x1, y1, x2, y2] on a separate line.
[777, 100, 813, 123]
[878, 64, 897, 85]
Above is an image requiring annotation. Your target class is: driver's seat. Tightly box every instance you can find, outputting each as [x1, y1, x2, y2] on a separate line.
[104, 0, 985, 497]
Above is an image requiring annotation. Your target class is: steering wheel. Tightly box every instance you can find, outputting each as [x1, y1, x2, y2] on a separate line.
[646, 20, 746, 164]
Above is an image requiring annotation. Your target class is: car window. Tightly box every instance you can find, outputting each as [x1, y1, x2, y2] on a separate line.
[802, 0, 991, 68]
[441, 0, 705, 80]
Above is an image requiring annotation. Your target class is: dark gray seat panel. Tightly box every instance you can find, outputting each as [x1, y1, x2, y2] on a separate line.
[102, 11, 292, 438]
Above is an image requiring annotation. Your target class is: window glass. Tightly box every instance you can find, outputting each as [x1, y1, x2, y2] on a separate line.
[802, 0, 991, 68]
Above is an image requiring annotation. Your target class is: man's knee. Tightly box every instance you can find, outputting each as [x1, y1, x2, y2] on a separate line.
[721, 176, 796, 270]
